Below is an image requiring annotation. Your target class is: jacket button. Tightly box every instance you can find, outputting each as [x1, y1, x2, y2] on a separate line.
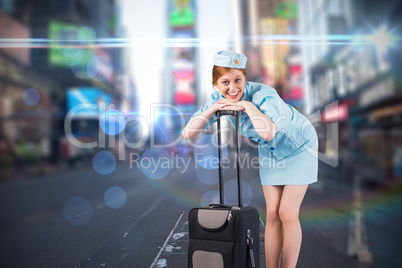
[270, 147, 275, 150]
[265, 142, 268, 144]
[258, 139, 261, 142]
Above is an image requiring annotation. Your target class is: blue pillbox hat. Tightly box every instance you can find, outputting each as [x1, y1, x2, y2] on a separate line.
[214, 50, 247, 69]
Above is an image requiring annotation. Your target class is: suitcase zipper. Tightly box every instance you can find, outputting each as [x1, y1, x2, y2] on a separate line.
[247, 229, 256, 268]
[227, 211, 232, 222]
[227, 206, 241, 222]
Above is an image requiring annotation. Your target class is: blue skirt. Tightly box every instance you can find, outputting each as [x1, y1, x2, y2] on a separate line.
[258, 138, 318, 186]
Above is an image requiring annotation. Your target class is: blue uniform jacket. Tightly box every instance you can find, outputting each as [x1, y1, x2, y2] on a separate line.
[191, 82, 318, 160]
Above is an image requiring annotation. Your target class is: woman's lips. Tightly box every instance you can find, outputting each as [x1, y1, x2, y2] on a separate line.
[227, 91, 239, 99]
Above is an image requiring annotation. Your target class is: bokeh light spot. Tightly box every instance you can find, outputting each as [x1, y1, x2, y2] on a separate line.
[79, 27, 96, 45]
[63, 196, 93, 226]
[249, 177, 265, 203]
[92, 151, 116, 175]
[119, 224, 144, 249]
[196, 166, 219, 185]
[200, 190, 220, 207]
[140, 148, 171, 180]
[104, 186, 127, 209]
[124, 117, 146, 145]
[87, 55, 113, 82]
[71, 53, 91, 80]
[100, 109, 126, 135]
[224, 179, 253, 206]
[22, 88, 40, 106]
[55, 26, 83, 61]
[193, 134, 228, 169]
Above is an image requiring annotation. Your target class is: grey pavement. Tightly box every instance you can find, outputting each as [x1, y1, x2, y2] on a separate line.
[150, 174, 360, 268]
[1, 154, 400, 267]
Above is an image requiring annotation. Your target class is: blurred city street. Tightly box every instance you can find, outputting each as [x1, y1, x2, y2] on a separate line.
[0, 153, 360, 267]
[1, 0, 402, 267]
[1, 149, 401, 267]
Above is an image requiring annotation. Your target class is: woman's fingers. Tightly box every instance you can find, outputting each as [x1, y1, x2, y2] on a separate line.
[219, 104, 245, 111]
[217, 100, 230, 105]
[216, 100, 245, 111]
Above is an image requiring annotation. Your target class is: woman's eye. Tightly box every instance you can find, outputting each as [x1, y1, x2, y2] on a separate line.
[222, 81, 228, 85]
[235, 79, 241, 83]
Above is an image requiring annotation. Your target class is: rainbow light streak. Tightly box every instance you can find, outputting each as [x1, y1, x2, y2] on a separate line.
[0, 34, 400, 48]
[299, 180, 402, 233]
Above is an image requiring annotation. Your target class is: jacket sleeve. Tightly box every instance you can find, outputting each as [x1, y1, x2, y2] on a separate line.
[190, 91, 220, 130]
[250, 84, 293, 130]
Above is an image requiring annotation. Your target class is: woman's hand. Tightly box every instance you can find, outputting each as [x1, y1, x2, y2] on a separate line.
[216, 99, 276, 140]
[214, 99, 246, 112]
[215, 100, 255, 114]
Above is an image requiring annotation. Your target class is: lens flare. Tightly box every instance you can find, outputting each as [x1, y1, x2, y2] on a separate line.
[369, 25, 397, 53]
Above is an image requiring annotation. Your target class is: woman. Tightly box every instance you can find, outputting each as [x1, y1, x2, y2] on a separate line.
[182, 50, 318, 268]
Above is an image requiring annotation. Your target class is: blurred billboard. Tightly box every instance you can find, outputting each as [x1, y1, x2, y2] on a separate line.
[66, 87, 113, 118]
[48, 20, 95, 68]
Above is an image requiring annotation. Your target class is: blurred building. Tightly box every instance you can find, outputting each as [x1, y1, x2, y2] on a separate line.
[0, 0, 134, 177]
[0, 6, 57, 177]
[297, 0, 402, 184]
[164, 0, 198, 152]
[240, 0, 304, 111]
[258, 1, 292, 89]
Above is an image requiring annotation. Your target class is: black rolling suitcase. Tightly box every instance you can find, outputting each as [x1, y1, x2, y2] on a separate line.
[188, 110, 260, 268]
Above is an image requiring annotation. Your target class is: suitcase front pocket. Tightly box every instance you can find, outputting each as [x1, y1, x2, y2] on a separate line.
[189, 208, 238, 242]
[197, 209, 230, 231]
[192, 250, 225, 268]
[188, 239, 237, 268]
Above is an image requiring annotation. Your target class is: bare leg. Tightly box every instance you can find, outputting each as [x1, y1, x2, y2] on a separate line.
[263, 185, 284, 268]
[279, 185, 308, 268]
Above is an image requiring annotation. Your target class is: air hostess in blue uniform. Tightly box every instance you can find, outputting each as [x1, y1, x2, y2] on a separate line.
[182, 51, 319, 268]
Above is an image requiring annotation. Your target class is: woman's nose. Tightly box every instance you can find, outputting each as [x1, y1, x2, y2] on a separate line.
[229, 83, 236, 91]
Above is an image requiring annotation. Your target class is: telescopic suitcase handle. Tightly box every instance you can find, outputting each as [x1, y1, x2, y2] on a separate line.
[215, 110, 243, 207]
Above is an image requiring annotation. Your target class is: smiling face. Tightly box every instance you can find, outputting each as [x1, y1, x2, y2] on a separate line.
[214, 68, 246, 102]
